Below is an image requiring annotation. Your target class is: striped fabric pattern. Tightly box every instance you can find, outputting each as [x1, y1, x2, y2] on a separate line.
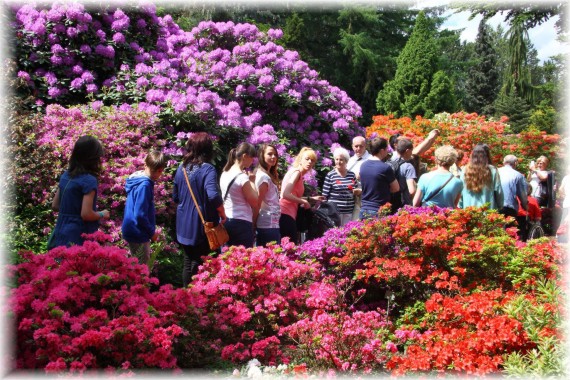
[322, 170, 357, 214]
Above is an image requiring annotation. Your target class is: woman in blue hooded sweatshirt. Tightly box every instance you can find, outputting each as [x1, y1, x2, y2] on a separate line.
[122, 150, 168, 265]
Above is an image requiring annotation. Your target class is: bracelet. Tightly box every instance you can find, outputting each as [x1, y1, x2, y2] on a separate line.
[98, 211, 104, 218]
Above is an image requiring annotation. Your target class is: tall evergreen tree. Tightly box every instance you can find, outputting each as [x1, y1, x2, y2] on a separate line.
[464, 20, 500, 116]
[494, 87, 531, 133]
[376, 11, 456, 117]
[503, 20, 535, 104]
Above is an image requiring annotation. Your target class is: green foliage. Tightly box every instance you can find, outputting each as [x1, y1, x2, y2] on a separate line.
[464, 20, 500, 115]
[423, 70, 456, 118]
[529, 102, 557, 134]
[502, 279, 565, 377]
[376, 11, 456, 118]
[494, 87, 532, 132]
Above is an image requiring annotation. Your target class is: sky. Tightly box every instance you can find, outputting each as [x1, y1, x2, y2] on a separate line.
[413, 0, 568, 63]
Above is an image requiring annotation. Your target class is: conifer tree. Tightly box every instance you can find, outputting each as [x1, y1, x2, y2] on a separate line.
[376, 11, 456, 117]
[465, 20, 500, 116]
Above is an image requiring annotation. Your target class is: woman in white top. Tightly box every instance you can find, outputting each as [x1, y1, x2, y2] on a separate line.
[220, 142, 258, 248]
[528, 155, 554, 208]
[254, 144, 281, 246]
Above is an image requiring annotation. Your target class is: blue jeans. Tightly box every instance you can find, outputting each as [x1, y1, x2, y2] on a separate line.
[225, 218, 254, 248]
[256, 228, 281, 247]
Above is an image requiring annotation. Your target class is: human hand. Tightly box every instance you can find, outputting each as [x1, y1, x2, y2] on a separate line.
[428, 129, 440, 139]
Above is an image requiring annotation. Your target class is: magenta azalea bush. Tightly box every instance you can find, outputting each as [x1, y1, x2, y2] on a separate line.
[9, 232, 193, 372]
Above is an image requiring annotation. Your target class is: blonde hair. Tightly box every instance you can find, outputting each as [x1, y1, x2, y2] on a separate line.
[434, 145, 458, 168]
[293, 147, 317, 168]
[464, 145, 492, 193]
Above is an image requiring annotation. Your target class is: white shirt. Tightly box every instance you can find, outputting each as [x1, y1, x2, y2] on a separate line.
[347, 151, 371, 178]
[220, 170, 252, 221]
[255, 170, 281, 228]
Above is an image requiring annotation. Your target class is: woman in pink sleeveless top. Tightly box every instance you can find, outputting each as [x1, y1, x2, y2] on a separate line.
[279, 147, 324, 244]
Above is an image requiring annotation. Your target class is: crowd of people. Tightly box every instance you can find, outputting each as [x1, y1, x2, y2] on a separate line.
[48, 132, 568, 286]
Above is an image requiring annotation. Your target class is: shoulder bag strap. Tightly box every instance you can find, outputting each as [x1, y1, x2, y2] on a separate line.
[224, 173, 244, 201]
[182, 166, 207, 225]
[423, 174, 454, 203]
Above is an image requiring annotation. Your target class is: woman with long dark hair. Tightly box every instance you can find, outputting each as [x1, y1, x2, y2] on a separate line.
[459, 144, 504, 209]
[49, 135, 110, 248]
[173, 132, 226, 287]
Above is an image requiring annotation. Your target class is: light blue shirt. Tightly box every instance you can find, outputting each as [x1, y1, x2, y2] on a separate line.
[498, 165, 528, 212]
[459, 165, 504, 210]
[418, 170, 463, 208]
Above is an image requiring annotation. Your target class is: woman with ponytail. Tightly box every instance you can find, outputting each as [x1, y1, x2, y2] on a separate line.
[220, 142, 259, 248]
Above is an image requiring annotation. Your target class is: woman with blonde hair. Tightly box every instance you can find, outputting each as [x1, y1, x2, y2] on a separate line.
[279, 147, 325, 244]
[458, 144, 504, 209]
[413, 145, 463, 208]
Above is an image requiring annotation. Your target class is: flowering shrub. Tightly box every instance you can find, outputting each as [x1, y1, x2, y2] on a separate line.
[12, 3, 160, 106]
[12, 3, 364, 177]
[9, 233, 194, 372]
[387, 289, 533, 375]
[280, 309, 395, 373]
[187, 242, 339, 366]
[367, 112, 564, 173]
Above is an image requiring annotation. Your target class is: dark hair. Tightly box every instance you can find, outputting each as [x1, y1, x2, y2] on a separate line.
[145, 149, 169, 171]
[223, 142, 256, 171]
[368, 137, 388, 156]
[480, 143, 493, 165]
[257, 143, 280, 187]
[182, 132, 213, 169]
[396, 138, 413, 154]
[389, 133, 401, 150]
[68, 135, 104, 177]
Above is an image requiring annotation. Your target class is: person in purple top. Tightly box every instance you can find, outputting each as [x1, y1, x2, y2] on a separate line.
[358, 137, 400, 220]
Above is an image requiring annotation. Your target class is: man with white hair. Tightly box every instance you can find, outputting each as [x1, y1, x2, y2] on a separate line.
[498, 154, 528, 239]
[346, 136, 371, 219]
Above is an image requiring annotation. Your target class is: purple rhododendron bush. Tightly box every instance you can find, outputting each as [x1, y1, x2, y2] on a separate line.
[12, 2, 363, 168]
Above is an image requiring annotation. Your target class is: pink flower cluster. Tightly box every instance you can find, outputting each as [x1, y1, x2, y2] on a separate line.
[280, 309, 394, 373]
[9, 235, 193, 372]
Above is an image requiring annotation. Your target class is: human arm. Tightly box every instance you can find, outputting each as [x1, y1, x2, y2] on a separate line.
[412, 129, 439, 156]
[52, 188, 61, 211]
[412, 188, 423, 207]
[80, 190, 110, 222]
[517, 178, 528, 211]
[389, 179, 400, 193]
[242, 179, 259, 222]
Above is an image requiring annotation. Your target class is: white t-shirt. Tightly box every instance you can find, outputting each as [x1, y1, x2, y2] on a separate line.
[255, 170, 281, 229]
[529, 172, 542, 198]
[347, 151, 371, 178]
[220, 170, 252, 221]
